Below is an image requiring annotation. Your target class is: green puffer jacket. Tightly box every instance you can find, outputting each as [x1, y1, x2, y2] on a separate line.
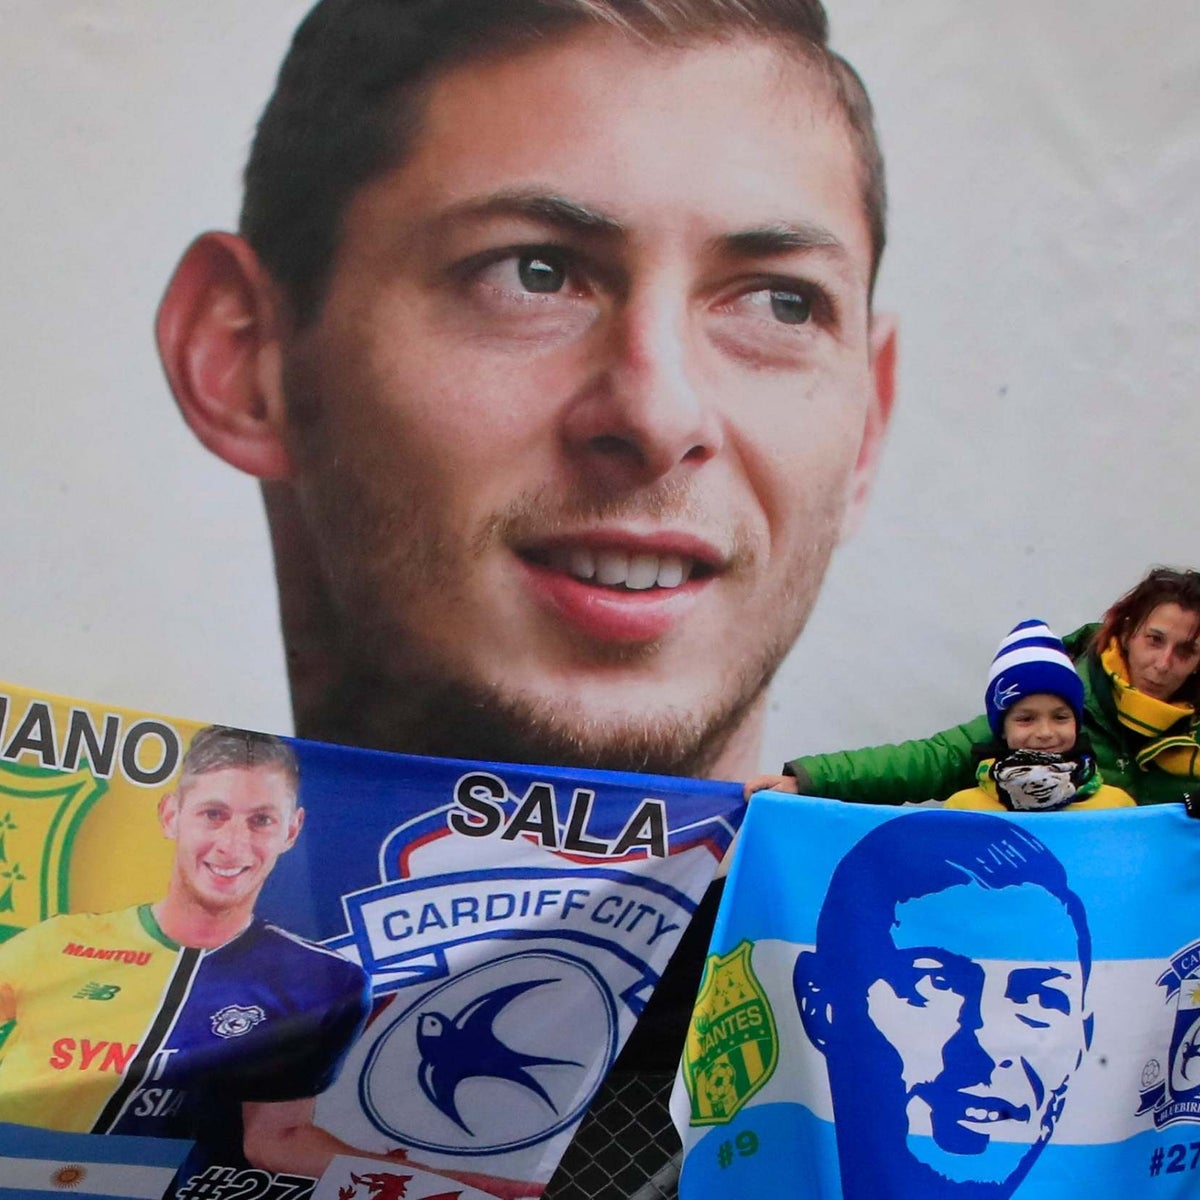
[785, 624, 1200, 807]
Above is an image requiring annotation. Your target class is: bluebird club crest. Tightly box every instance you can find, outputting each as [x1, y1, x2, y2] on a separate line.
[210, 1004, 267, 1038]
[1139, 938, 1200, 1127]
[415, 976, 583, 1136]
[359, 951, 614, 1154]
[310, 764, 735, 1177]
[683, 940, 778, 1124]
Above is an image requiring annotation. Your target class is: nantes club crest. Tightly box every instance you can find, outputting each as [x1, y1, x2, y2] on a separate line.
[683, 941, 777, 1124]
[0, 762, 106, 943]
[1139, 938, 1200, 1128]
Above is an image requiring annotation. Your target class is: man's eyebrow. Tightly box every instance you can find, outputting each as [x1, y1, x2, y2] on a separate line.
[890, 946, 980, 980]
[1007, 966, 1076, 1012]
[1007, 965, 1077, 999]
[716, 221, 847, 260]
[1012, 966, 1072, 980]
[432, 190, 626, 239]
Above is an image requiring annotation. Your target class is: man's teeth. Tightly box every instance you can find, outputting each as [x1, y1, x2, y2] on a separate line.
[964, 1107, 1005, 1122]
[553, 548, 692, 590]
[208, 865, 246, 878]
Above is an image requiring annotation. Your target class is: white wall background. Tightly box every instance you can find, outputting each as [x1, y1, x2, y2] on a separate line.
[2, 2, 1197, 769]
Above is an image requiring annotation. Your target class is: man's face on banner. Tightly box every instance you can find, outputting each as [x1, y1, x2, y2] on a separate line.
[267, 30, 892, 773]
[992, 757, 1077, 811]
[161, 766, 303, 917]
[863, 881, 1088, 1190]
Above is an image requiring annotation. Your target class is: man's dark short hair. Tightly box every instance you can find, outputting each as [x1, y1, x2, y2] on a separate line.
[241, 0, 887, 325]
[810, 812, 1091, 991]
[179, 725, 300, 796]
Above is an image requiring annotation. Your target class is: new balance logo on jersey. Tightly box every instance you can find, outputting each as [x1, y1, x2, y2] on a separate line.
[73, 982, 121, 1001]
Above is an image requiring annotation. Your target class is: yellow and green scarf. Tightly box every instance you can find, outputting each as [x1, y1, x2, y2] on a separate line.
[1101, 639, 1199, 776]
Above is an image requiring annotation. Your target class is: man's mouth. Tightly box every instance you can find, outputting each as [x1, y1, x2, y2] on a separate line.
[533, 546, 705, 591]
[516, 535, 723, 642]
[205, 863, 250, 880]
[959, 1097, 1032, 1126]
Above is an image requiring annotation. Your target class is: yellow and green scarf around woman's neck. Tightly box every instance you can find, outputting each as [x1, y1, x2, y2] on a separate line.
[1101, 639, 1198, 776]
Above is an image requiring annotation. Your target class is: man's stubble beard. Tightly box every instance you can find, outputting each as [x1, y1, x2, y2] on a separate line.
[296, 513, 835, 777]
[282, 367, 844, 777]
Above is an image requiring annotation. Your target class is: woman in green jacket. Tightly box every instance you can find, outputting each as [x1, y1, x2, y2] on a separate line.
[748, 567, 1200, 806]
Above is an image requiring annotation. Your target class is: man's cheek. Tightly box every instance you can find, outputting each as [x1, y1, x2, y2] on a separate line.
[867, 983, 962, 1089]
[1029, 1028, 1087, 1098]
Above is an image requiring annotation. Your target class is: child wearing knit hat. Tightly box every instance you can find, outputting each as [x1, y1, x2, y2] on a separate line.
[944, 619, 1135, 812]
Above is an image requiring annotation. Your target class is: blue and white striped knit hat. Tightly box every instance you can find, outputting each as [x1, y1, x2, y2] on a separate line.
[985, 619, 1085, 737]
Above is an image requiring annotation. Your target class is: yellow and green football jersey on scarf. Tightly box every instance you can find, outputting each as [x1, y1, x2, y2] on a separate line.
[0, 903, 370, 1166]
[0, 906, 181, 1131]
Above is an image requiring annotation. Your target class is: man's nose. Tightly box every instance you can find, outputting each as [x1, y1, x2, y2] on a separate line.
[562, 294, 723, 485]
[972, 986, 1034, 1072]
[213, 820, 251, 857]
[971, 1019, 1018, 1075]
[944, 994, 1002, 1081]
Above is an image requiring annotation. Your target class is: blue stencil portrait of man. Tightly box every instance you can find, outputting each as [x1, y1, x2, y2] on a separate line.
[793, 812, 1094, 1199]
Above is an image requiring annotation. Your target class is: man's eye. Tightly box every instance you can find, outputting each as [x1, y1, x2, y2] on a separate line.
[900, 961, 957, 1001]
[517, 254, 567, 294]
[768, 288, 812, 325]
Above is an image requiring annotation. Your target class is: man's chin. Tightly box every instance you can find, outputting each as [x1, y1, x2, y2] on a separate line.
[904, 1130, 1044, 1195]
[298, 662, 765, 777]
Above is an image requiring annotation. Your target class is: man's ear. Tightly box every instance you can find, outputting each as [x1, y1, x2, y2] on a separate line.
[158, 792, 180, 840]
[793, 950, 832, 1054]
[283, 805, 305, 854]
[838, 312, 897, 542]
[156, 232, 294, 480]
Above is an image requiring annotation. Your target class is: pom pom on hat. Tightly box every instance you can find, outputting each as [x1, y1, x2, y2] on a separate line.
[985, 619, 1084, 738]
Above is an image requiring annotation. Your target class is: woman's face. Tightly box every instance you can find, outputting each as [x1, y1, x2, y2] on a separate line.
[1124, 602, 1200, 701]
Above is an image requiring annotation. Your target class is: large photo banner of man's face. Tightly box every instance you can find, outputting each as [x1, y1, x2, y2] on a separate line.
[1, 1, 1197, 778]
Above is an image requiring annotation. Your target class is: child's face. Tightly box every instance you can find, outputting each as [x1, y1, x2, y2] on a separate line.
[1002, 694, 1077, 753]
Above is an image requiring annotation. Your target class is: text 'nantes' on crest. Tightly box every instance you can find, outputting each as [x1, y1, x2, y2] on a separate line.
[448, 771, 668, 859]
